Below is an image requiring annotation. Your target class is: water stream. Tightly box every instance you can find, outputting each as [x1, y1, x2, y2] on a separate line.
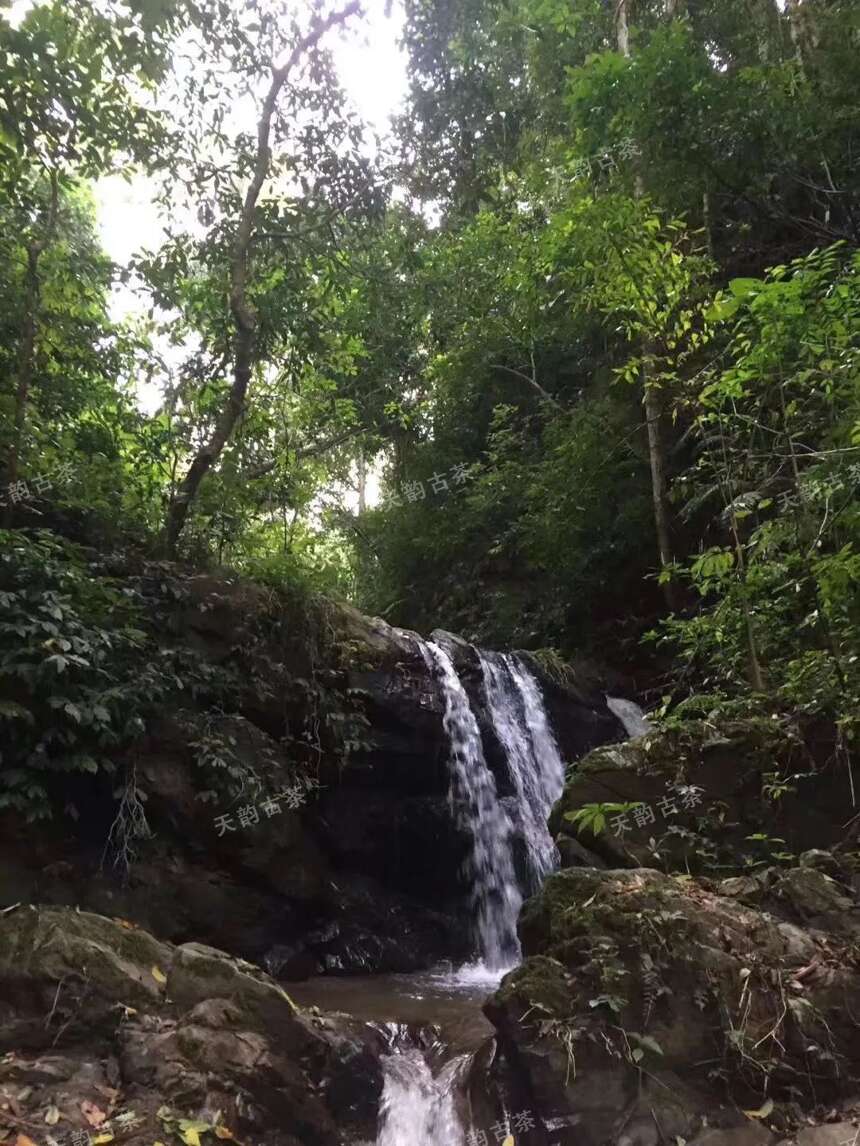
[480, 651, 566, 894]
[424, 640, 523, 972]
[295, 644, 646, 1143]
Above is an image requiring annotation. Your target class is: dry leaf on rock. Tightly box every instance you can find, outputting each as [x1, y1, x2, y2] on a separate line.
[150, 967, 167, 985]
[742, 1098, 774, 1120]
[81, 1102, 106, 1127]
[44, 1106, 61, 1125]
[14, 1134, 38, 1146]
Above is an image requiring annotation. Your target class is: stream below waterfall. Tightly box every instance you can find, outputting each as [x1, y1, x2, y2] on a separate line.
[292, 635, 645, 1145]
[290, 966, 503, 1146]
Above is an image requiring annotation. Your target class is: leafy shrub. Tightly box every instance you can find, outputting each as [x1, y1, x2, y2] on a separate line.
[0, 529, 156, 819]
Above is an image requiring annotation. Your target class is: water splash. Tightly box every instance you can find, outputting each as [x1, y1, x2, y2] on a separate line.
[607, 695, 652, 738]
[377, 1047, 469, 1146]
[424, 641, 522, 971]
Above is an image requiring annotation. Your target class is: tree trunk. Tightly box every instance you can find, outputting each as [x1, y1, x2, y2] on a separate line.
[787, 0, 818, 64]
[615, 0, 630, 56]
[164, 2, 361, 557]
[643, 381, 674, 575]
[616, 0, 680, 610]
[4, 172, 59, 528]
[356, 446, 367, 514]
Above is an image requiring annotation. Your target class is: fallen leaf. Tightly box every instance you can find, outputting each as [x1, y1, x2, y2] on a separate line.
[81, 1102, 107, 1127]
[178, 1123, 210, 1135]
[111, 1004, 137, 1019]
[14, 1135, 38, 1146]
[180, 1129, 200, 1146]
[151, 966, 167, 985]
[44, 1105, 61, 1125]
[502, 1137, 514, 1146]
[92, 1134, 114, 1144]
[742, 1098, 774, 1120]
[214, 1129, 232, 1140]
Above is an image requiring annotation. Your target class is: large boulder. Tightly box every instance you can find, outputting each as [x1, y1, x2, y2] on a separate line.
[0, 905, 384, 1146]
[485, 866, 860, 1146]
[554, 718, 856, 874]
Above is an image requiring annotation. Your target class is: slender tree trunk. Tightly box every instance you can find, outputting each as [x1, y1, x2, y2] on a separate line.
[4, 172, 59, 527]
[615, 0, 630, 56]
[356, 446, 367, 514]
[643, 377, 675, 577]
[786, 0, 818, 66]
[616, 0, 680, 610]
[164, 2, 361, 557]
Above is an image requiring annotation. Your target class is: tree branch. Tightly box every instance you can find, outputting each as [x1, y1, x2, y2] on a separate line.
[245, 425, 366, 480]
[164, 1, 362, 554]
[489, 363, 563, 410]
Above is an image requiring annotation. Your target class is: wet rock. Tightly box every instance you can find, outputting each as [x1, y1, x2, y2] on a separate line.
[691, 1128, 775, 1146]
[485, 866, 860, 1142]
[263, 942, 320, 981]
[788, 1125, 860, 1146]
[0, 905, 383, 1146]
[555, 719, 854, 875]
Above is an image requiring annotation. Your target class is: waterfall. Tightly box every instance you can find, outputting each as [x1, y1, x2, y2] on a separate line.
[480, 652, 566, 894]
[371, 637, 569, 1145]
[607, 695, 652, 738]
[377, 1046, 470, 1146]
[424, 641, 522, 971]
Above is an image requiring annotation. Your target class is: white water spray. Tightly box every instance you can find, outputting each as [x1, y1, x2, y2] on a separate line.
[424, 641, 522, 971]
[377, 1048, 469, 1146]
[607, 695, 652, 738]
[480, 652, 566, 894]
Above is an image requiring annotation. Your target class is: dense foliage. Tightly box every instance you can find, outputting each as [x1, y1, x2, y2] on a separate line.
[1, 0, 858, 818]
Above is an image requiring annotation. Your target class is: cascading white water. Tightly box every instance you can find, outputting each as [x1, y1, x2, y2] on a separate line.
[480, 652, 566, 893]
[375, 638, 569, 1145]
[607, 695, 652, 738]
[377, 1047, 470, 1146]
[424, 641, 522, 971]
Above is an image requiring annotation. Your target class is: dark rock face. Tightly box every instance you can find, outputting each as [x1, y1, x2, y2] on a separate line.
[485, 866, 860, 1146]
[0, 567, 623, 978]
[553, 718, 856, 873]
[0, 905, 384, 1146]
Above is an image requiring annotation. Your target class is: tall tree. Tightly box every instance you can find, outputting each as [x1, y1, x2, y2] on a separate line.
[162, 1, 364, 556]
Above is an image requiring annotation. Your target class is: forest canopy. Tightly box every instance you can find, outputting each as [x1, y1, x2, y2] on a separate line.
[1, 0, 858, 766]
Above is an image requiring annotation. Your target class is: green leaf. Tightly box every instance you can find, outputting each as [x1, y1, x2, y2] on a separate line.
[704, 296, 740, 323]
[728, 278, 761, 298]
[0, 701, 35, 724]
